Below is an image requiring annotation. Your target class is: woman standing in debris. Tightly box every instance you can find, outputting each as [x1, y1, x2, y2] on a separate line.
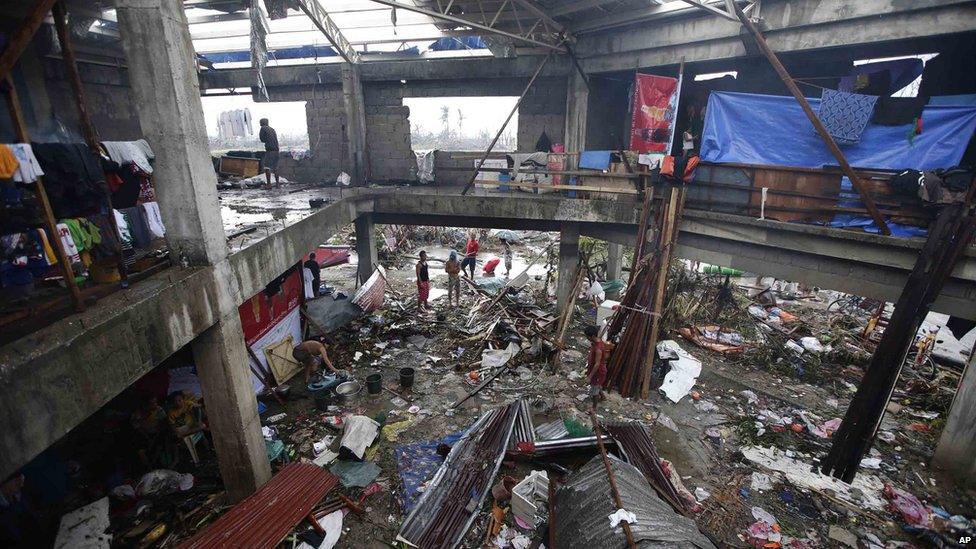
[502, 238, 514, 277]
[461, 231, 479, 279]
[416, 250, 431, 310]
[445, 250, 461, 306]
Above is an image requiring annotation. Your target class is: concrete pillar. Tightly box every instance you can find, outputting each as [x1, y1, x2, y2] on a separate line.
[116, 0, 226, 267]
[557, 223, 580, 314]
[191, 317, 272, 501]
[563, 70, 589, 170]
[117, 0, 271, 500]
[355, 214, 377, 285]
[606, 242, 623, 298]
[933, 345, 976, 485]
[342, 64, 368, 185]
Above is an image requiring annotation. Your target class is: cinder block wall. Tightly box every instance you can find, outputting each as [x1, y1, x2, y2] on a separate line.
[272, 76, 568, 184]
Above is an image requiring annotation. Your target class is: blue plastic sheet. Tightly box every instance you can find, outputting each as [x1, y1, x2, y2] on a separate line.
[579, 150, 612, 170]
[394, 432, 463, 512]
[700, 92, 976, 171]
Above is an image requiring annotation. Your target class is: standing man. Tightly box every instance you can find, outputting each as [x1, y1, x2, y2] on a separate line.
[293, 339, 339, 383]
[461, 231, 479, 279]
[445, 250, 461, 306]
[502, 239, 514, 277]
[416, 250, 430, 310]
[304, 252, 321, 297]
[258, 118, 280, 189]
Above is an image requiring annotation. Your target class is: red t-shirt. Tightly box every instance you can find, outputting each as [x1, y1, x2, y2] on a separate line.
[465, 239, 479, 258]
[587, 340, 609, 386]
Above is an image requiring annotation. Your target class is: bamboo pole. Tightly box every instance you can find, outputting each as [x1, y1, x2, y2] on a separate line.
[461, 50, 554, 195]
[3, 78, 85, 313]
[731, 4, 891, 235]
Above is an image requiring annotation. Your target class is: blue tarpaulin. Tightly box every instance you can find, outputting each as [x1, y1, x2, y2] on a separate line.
[700, 92, 976, 170]
[700, 92, 976, 235]
[394, 432, 463, 512]
[579, 150, 612, 170]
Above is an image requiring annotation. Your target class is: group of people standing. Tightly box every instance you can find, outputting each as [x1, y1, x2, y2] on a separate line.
[414, 231, 514, 310]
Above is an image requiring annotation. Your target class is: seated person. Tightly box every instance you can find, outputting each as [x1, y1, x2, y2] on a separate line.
[165, 391, 205, 439]
[131, 396, 167, 467]
[293, 339, 339, 383]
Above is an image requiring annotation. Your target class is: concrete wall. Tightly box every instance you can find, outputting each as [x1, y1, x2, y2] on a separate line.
[271, 76, 567, 184]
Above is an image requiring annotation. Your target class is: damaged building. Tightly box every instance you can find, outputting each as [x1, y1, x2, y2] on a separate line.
[0, 0, 975, 547]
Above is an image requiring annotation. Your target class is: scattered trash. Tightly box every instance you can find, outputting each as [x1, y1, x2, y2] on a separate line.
[695, 487, 711, 502]
[657, 340, 703, 403]
[511, 470, 549, 526]
[329, 460, 382, 488]
[827, 525, 859, 548]
[339, 415, 380, 460]
[751, 472, 773, 491]
[608, 508, 637, 529]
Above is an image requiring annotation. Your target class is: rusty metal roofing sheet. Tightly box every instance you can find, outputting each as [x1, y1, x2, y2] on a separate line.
[554, 455, 716, 549]
[179, 462, 338, 549]
[396, 401, 519, 548]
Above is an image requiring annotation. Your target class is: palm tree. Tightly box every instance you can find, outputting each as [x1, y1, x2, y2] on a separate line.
[457, 108, 465, 136]
[439, 106, 450, 137]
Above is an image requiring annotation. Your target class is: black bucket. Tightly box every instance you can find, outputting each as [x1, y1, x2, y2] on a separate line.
[399, 367, 415, 389]
[366, 373, 382, 395]
[313, 389, 332, 411]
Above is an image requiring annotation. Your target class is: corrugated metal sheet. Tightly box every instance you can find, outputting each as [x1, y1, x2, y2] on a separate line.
[179, 463, 338, 549]
[508, 398, 536, 450]
[604, 422, 687, 513]
[397, 401, 519, 548]
[554, 455, 716, 549]
[534, 419, 569, 441]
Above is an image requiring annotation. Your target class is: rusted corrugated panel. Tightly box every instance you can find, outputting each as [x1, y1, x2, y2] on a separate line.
[508, 398, 536, 451]
[554, 455, 716, 549]
[397, 401, 519, 548]
[604, 422, 686, 513]
[179, 463, 338, 549]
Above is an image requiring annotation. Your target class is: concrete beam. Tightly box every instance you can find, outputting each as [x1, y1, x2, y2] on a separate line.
[355, 214, 378, 285]
[564, 69, 588, 170]
[199, 55, 571, 91]
[573, 0, 976, 73]
[341, 63, 367, 184]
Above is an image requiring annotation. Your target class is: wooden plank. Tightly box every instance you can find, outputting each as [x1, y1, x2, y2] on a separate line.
[750, 166, 842, 223]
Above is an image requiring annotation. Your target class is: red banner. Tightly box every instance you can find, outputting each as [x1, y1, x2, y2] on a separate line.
[238, 266, 304, 345]
[629, 74, 679, 153]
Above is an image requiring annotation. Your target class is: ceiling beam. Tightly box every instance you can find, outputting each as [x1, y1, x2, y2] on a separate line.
[570, 0, 730, 34]
[363, 0, 565, 51]
[293, 0, 362, 63]
[678, 0, 738, 22]
[549, 0, 619, 18]
[509, 0, 567, 34]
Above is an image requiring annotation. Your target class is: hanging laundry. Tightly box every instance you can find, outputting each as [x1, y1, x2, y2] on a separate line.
[56, 223, 82, 264]
[5, 144, 44, 183]
[817, 89, 878, 146]
[88, 215, 120, 260]
[101, 139, 155, 174]
[113, 210, 132, 246]
[872, 96, 927, 126]
[31, 143, 109, 218]
[0, 145, 19, 179]
[121, 207, 152, 249]
[34, 228, 56, 265]
[217, 109, 254, 139]
[140, 202, 166, 238]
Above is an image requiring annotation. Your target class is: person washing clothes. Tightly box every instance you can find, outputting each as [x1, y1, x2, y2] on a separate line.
[293, 339, 339, 383]
[445, 250, 461, 306]
[416, 250, 431, 310]
[258, 118, 280, 189]
[461, 231, 479, 279]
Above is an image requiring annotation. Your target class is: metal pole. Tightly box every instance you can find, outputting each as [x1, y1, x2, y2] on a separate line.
[461, 50, 554, 195]
[731, 4, 891, 235]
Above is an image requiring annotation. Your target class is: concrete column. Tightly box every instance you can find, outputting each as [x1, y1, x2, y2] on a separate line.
[116, 0, 226, 267]
[191, 317, 272, 501]
[355, 214, 377, 285]
[933, 345, 976, 485]
[557, 223, 580, 314]
[117, 0, 271, 500]
[563, 70, 588, 170]
[341, 64, 368, 185]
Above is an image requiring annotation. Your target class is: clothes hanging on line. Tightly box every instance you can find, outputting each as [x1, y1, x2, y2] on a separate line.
[101, 139, 155, 174]
[4, 144, 44, 183]
[0, 145, 19, 179]
[114, 210, 132, 246]
[140, 202, 166, 238]
[872, 96, 928, 126]
[120, 206, 152, 249]
[56, 223, 82, 264]
[31, 143, 108, 219]
[217, 109, 253, 139]
[817, 89, 878, 145]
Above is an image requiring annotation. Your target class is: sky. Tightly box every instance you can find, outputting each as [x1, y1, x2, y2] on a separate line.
[200, 94, 519, 139]
[200, 95, 308, 137]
